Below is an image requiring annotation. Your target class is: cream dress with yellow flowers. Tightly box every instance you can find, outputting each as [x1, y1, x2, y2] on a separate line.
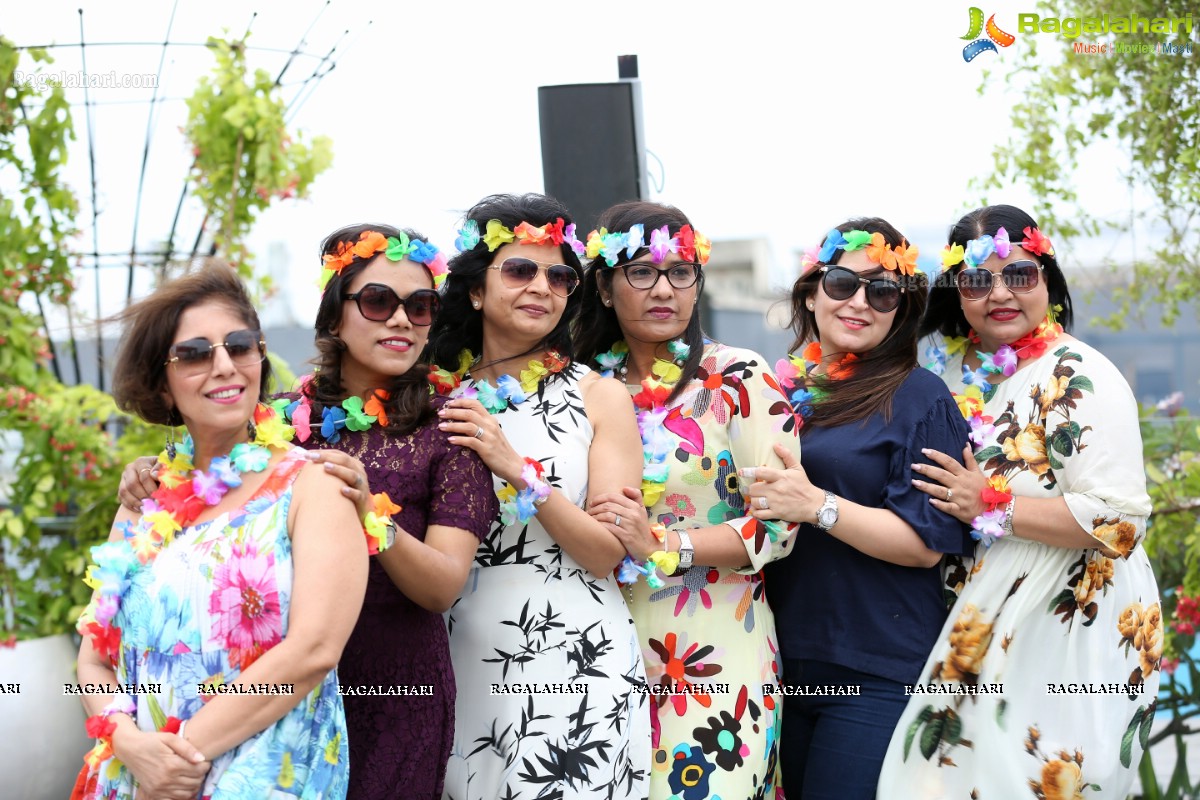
[877, 337, 1158, 800]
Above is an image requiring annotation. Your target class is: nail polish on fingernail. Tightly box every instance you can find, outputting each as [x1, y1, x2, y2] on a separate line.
[921, 448, 932, 455]
[324, 463, 335, 471]
[302, 450, 321, 460]
[438, 423, 448, 430]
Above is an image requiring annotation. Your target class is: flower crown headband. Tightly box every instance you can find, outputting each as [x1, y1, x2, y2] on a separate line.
[585, 223, 712, 267]
[454, 217, 587, 255]
[940, 226, 1054, 271]
[800, 228, 920, 277]
[319, 230, 450, 291]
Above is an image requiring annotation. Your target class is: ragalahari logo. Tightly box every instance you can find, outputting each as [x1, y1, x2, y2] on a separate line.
[960, 7, 1016, 61]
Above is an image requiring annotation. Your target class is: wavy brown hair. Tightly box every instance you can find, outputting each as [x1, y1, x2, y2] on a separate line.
[309, 223, 436, 435]
[111, 259, 273, 426]
[788, 217, 928, 430]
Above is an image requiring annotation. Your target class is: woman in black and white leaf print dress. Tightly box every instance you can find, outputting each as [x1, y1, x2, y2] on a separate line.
[428, 193, 651, 800]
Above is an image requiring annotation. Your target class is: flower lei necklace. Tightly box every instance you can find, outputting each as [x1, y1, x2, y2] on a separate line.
[595, 339, 690, 589]
[429, 348, 570, 413]
[76, 404, 295, 662]
[774, 342, 858, 421]
[923, 307, 1063, 546]
[273, 375, 390, 444]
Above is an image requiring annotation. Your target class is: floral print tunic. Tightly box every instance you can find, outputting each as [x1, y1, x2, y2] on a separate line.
[73, 448, 351, 799]
[877, 339, 1159, 799]
[624, 343, 801, 800]
[442, 363, 651, 800]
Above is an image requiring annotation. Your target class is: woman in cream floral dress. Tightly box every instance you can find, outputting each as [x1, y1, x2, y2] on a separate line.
[575, 201, 801, 800]
[877, 205, 1159, 799]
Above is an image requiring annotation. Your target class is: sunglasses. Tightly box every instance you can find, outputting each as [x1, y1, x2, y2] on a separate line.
[344, 284, 441, 325]
[818, 266, 904, 313]
[620, 262, 702, 291]
[955, 260, 1043, 301]
[489, 257, 580, 297]
[165, 329, 266, 376]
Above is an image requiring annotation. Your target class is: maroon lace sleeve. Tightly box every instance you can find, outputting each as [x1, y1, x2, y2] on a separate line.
[428, 430, 497, 541]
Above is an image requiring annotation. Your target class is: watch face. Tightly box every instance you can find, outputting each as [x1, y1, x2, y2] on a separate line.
[818, 508, 837, 528]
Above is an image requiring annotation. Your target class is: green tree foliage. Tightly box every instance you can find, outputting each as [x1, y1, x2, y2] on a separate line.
[184, 36, 333, 285]
[979, 0, 1199, 324]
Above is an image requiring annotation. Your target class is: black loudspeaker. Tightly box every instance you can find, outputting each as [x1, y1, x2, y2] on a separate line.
[538, 81, 646, 233]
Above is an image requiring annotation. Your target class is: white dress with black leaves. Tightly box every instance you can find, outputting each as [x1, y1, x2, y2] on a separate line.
[442, 363, 651, 800]
[877, 339, 1160, 800]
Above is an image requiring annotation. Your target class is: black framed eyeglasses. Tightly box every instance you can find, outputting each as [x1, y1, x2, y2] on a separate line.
[955, 260, 1043, 301]
[344, 284, 441, 325]
[488, 257, 580, 297]
[165, 329, 266, 375]
[818, 266, 904, 313]
[620, 262, 702, 290]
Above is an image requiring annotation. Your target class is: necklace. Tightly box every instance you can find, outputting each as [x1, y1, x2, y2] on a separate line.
[275, 375, 390, 444]
[447, 349, 569, 414]
[76, 403, 294, 661]
[596, 339, 690, 598]
[775, 342, 858, 421]
[945, 309, 1060, 402]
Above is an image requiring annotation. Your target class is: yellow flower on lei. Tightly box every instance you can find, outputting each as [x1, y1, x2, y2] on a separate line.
[954, 384, 984, 419]
[651, 357, 682, 385]
[253, 414, 294, 449]
[585, 227, 608, 259]
[520, 359, 551, 393]
[642, 477, 667, 508]
[483, 219, 515, 252]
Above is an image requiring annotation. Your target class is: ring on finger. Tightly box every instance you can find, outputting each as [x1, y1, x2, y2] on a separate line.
[474, 426, 485, 440]
[945, 488, 953, 502]
[138, 468, 153, 477]
[757, 497, 768, 510]
[615, 514, 622, 528]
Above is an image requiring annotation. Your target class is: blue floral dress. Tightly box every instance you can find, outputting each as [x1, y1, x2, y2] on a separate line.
[74, 448, 350, 799]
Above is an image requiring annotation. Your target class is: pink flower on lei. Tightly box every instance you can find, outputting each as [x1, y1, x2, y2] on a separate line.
[208, 540, 281, 669]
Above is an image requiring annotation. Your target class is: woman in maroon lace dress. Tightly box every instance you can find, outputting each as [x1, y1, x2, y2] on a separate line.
[121, 224, 498, 799]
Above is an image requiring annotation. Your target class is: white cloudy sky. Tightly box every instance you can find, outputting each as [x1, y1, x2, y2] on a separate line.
[4, 0, 1177, 331]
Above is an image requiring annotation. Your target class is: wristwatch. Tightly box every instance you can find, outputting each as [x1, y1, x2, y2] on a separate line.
[676, 530, 695, 571]
[384, 518, 398, 549]
[815, 491, 839, 531]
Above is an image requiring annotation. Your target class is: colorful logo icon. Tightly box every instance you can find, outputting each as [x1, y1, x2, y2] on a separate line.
[961, 7, 1016, 61]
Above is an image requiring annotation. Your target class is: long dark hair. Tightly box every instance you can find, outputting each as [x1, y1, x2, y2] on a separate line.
[574, 200, 706, 402]
[788, 217, 927, 429]
[425, 193, 582, 385]
[921, 204, 1074, 339]
[310, 222, 436, 435]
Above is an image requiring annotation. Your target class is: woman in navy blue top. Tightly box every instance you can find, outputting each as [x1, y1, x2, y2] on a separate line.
[742, 217, 972, 800]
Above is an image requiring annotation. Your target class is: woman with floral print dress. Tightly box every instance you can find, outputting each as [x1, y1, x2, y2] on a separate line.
[743, 217, 972, 800]
[876, 204, 1159, 799]
[574, 200, 801, 800]
[427, 193, 650, 800]
[74, 263, 366, 799]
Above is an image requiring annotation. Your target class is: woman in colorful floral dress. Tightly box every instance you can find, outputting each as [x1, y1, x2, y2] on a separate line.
[427, 193, 650, 800]
[876, 204, 1159, 799]
[119, 225, 499, 799]
[742, 218, 973, 800]
[574, 200, 801, 800]
[75, 262, 366, 799]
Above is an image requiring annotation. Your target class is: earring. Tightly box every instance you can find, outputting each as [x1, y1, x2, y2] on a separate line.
[247, 418, 257, 442]
[603, 299, 612, 307]
[165, 427, 177, 461]
[807, 303, 814, 311]
[472, 301, 481, 309]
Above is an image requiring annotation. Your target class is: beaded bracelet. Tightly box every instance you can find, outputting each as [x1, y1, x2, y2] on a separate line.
[83, 694, 136, 768]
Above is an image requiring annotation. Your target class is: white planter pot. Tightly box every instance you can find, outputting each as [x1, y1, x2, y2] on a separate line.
[0, 633, 90, 799]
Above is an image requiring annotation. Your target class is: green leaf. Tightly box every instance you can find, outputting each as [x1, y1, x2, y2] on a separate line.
[903, 707, 933, 761]
[974, 446, 1004, 462]
[146, 693, 167, 732]
[919, 713, 945, 761]
[1120, 706, 1145, 769]
[1067, 376, 1094, 394]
